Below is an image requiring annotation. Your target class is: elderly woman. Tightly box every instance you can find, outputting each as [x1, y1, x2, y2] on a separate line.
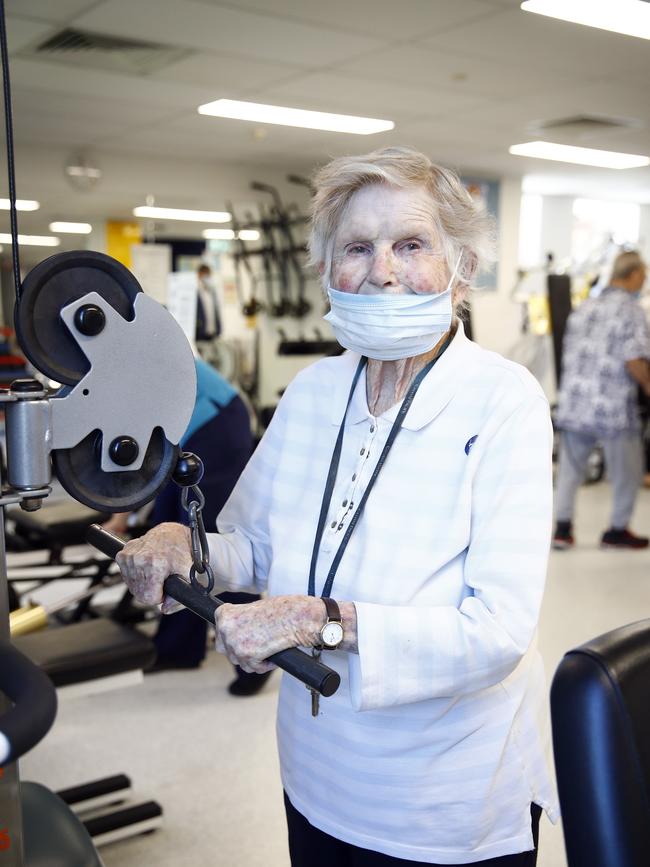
[118, 146, 558, 866]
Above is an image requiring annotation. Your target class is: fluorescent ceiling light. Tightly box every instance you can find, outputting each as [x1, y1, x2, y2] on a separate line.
[0, 199, 39, 211]
[133, 206, 231, 223]
[49, 221, 92, 234]
[203, 228, 260, 241]
[521, 0, 650, 41]
[198, 99, 395, 135]
[509, 141, 650, 169]
[0, 233, 60, 246]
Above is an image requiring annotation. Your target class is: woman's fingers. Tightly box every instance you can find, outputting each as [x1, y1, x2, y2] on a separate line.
[115, 522, 192, 608]
[213, 597, 321, 672]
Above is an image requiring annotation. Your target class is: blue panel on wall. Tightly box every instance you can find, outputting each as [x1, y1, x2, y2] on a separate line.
[461, 176, 500, 291]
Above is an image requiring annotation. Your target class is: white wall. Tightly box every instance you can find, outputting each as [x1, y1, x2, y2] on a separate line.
[471, 176, 523, 356]
[639, 204, 650, 267]
[539, 196, 574, 268]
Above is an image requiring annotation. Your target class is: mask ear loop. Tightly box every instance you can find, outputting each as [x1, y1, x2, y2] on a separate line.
[447, 249, 464, 291]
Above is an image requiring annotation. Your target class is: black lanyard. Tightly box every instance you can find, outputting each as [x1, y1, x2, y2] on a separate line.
[307, 335, 452, 599]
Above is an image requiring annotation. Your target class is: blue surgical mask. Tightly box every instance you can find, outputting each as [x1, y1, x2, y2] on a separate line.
[324, 252, 461, 361]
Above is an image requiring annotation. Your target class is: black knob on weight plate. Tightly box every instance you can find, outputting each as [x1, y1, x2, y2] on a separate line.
[109, 436, 139, 467]
[172, 452, 204, 488]
[74, 304, 106, 336]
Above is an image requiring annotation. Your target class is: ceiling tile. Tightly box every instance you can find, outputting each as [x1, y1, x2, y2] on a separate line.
[253, 72, 486, 122]
[433, 81, 650, 148]
[194, 0, 495, 41]
[9, 57, 217, 109]
[5, 0, 100, 23]
[337, 43, 575, 101]
[420, 8, 650, 79]
[12, 87, 178, 127]
[153, 52, 299, 93]
[76, 0, 385, 67]
[6, 15, 54, 53]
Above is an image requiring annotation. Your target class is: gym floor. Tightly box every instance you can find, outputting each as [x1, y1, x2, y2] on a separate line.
[20, 480, 650, 867]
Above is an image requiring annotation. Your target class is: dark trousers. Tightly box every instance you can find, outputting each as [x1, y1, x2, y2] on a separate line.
[284, 793, 541, 867]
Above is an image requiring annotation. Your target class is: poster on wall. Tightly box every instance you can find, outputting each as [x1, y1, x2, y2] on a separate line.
[167, 271, 197, 347]
[460, 177, 499, 291]
[131, 243, 172, 305]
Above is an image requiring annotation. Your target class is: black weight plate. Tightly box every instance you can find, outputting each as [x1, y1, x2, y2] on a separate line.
[52, 427, 179, 512]
[15, 250, 142, 386]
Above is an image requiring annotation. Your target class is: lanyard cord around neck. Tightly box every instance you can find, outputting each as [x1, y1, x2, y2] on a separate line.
[307, 334, 452, 599]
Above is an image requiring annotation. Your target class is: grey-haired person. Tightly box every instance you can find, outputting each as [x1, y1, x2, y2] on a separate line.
[553, 250, 649, 550]
[117, 147, 557, 866]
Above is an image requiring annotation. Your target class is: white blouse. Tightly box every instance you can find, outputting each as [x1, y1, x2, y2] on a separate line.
[208, 325, 559, 864]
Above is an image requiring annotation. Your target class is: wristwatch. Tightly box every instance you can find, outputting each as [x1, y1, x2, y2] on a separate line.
[319, 597, 344, 649]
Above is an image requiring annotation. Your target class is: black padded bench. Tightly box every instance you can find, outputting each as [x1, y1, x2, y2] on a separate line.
[14, 619, 156, 687]
[7, 501, 109, 559]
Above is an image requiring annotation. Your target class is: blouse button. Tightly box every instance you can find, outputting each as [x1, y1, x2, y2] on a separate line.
[360, 448, 365, 455]
[352, 474, 357, 481]
[330, 521, 336, 529]
[342, 500, 348, 507]
[370, 425, 375, 433]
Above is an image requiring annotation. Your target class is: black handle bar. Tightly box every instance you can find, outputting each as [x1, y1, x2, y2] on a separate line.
[0, 641, 57, 766]
[86, 525, 340, 698]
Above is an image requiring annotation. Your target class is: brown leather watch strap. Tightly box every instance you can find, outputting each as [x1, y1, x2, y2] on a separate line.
[322, 596, 341, 623]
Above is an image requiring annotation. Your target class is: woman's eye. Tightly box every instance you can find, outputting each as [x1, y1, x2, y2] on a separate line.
[401, 240, 421, 253]
[347, 244, 370, 255]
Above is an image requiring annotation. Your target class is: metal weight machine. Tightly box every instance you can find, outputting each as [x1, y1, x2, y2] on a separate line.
[0, 5, 339, 863]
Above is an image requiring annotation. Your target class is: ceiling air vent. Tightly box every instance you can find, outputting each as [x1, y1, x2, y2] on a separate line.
[529, 114, 642, 141]
[23, 27, 192, 75]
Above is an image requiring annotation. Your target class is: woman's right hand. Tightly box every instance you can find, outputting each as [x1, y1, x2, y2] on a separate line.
[115, 522, 193, 614]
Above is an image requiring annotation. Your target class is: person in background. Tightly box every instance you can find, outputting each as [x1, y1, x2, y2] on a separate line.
[196, 263, 221, 342]
[105, 357, 270, 696]
[116, 146, 557, 866]
[553, 250, 650, 549]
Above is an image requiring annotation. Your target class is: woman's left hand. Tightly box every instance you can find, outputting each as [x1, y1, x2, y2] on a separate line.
[214, 595, 324, 673]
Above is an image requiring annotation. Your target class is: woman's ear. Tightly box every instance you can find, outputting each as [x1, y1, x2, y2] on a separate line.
[460, 251, 478, 284]
[318, 262, 325, 276]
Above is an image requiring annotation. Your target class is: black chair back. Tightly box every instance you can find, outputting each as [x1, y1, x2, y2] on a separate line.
[551, 619, 650, 867]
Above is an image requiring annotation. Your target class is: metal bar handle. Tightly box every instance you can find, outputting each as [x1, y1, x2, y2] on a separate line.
[86, 525, 340, 698]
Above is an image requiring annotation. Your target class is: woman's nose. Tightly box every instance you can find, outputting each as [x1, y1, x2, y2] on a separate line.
[368, 249, 397, 288]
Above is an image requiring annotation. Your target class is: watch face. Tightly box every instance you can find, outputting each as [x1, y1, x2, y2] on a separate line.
[322, 621, 344, 648]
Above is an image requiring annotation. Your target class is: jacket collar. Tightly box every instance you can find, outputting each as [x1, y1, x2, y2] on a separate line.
[330, 322, 474, 431]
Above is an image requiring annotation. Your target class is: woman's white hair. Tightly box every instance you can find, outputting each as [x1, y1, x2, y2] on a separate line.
[308, 146, 496, 309]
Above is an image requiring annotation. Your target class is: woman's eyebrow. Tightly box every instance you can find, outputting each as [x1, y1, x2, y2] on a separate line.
[337, 222, 434, 244]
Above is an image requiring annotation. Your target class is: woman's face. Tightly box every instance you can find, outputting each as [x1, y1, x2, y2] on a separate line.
[330, 184, 450, 296]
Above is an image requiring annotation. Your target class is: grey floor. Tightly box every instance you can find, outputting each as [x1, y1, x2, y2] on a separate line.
[19, 480, 650, 867]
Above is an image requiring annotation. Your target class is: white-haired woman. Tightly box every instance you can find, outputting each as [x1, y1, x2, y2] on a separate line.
[118, 147, 558, 866]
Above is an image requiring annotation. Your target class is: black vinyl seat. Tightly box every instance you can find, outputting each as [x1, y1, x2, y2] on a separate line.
[8, 501, 109, 552]
[14, 618, 156, 687]
[551, 618, 650, 867]
[21, 782, 104, 867]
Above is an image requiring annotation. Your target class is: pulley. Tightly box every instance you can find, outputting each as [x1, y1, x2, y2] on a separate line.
[52, 426, 178, 513]
[10, 251, 196, 513]
[15, 250, 142, 386]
